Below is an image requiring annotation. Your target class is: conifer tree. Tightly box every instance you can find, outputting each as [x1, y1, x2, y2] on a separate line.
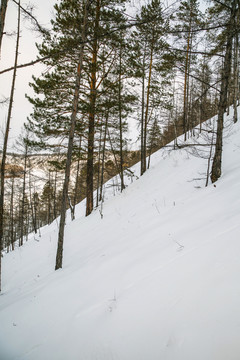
[132, 0, 173, 175]
[26, 0, 129, 220]
[55, 0, 91, 270]
[211, 0, 239, 183]
[175, 0, 203, 141]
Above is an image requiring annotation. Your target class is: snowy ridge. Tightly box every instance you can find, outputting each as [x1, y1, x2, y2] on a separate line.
[0, 108, 240, 360]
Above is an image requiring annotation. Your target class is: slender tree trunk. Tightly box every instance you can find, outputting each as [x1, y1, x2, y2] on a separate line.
[53, 170, 58, 220]
[47, 171, 52, 224]
[233, 22, 239, 123]
[33, 190, 39, 233]
[118, 41, 125, 192]
[72, 136, 82, 218]
[0, 0, 8, 56]
[86, 0, 100, 216]
[10, 176, 15, 250]
[183, 18, 192, 141]
[55, 0, 90, 271]
[200, 54, 207, 133]
[206, 126, 215, 187]
[99, 110, 109, 202]
[140, 46, 146, 176]
[0, 0, 20, 292]
[172, 80, 178, 149]
[108, 129, 121, 177]
[186, 35, 192, 138]
[142, 43, 153, 175]
[189, 80, 193, 136]
[20, 141, 28, 246]
[28, 167, 37, 234]
[211, 1, 237, 183]
[147, 118, 157, 169]
[96, 124, 102, 207]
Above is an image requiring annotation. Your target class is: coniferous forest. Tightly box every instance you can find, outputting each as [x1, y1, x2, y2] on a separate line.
[0, 0, 239, 290]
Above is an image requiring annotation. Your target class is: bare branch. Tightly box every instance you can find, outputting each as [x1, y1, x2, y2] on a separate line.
[0, 55, 50, 74]
[11, 0, 50, 36]
[0, 96, 9, 105]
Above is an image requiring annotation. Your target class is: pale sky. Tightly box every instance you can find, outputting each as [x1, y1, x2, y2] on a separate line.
[0, 0, 56, 151]
[0, 0, 143, 151]
[0, 0, 207, 152]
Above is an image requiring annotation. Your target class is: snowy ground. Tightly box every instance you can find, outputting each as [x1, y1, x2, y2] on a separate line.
[0, 109, 240, 360]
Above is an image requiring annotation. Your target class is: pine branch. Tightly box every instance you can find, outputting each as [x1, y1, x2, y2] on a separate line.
[172, 47, 224, 58]
[212, 0, 232, 11]
[0, 13, 232, 76]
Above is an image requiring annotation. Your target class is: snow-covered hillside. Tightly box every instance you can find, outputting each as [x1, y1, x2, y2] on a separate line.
[1, 109, 240, 360]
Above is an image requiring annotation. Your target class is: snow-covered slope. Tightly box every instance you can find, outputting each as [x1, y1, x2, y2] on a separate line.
[1, 110, 240, 360]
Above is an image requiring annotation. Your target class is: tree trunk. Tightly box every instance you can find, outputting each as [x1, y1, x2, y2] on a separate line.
[142, 43, 153, 175]
[0, 0, 8, 56]
[53, 170, 58, 220]
[99, 110, 109, 203]
[233, 18, 239, 123]
[118, 41, 125, 192]
[211, 0, 237, 183]
[28, 165, 37, 234]
[108, 129, 121, 178]
[72, 136, 82, 218]
[200, 54, 207, 133]
[86, 0, 100, 217]
[47, 171, 52, 224]
[10, 176, 15, 250]
[140, 46, 146, 176]
[0, 0, 20, 292]
[183, 17, 192, 141]
[19, 140, 28, 246]
[55, 0, 90, 271]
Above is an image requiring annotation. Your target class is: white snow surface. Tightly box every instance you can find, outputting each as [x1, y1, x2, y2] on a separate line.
[1, 109, 240, 360]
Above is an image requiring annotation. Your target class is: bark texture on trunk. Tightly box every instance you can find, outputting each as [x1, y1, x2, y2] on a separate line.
[211, 1, 237, 184]
[99, 111, 109, 202]
[0, 0, 8, 56]
[86, 0, 100, 216]
[140, 47, 146, 176]
[55, 0, 90, 270]
[118, 42, 125, 192]
[233, 14, 239, 123]
[142, 44, 153, 174]
[183, 19, 192, 141]
[19, 142, 28, 247]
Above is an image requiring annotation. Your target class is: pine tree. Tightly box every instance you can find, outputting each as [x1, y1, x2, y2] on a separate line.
[132, 0, 173, 175]
[211, 0, 239, 183]
[26, 0, 129, 220]
[175, 0, 204, 141]
[55, 0, 91, 270]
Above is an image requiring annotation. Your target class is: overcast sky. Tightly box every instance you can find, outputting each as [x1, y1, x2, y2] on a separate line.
[0, 0, 56, 151]
[0, 0, 143, 152]
[0, 0, 206, 152]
